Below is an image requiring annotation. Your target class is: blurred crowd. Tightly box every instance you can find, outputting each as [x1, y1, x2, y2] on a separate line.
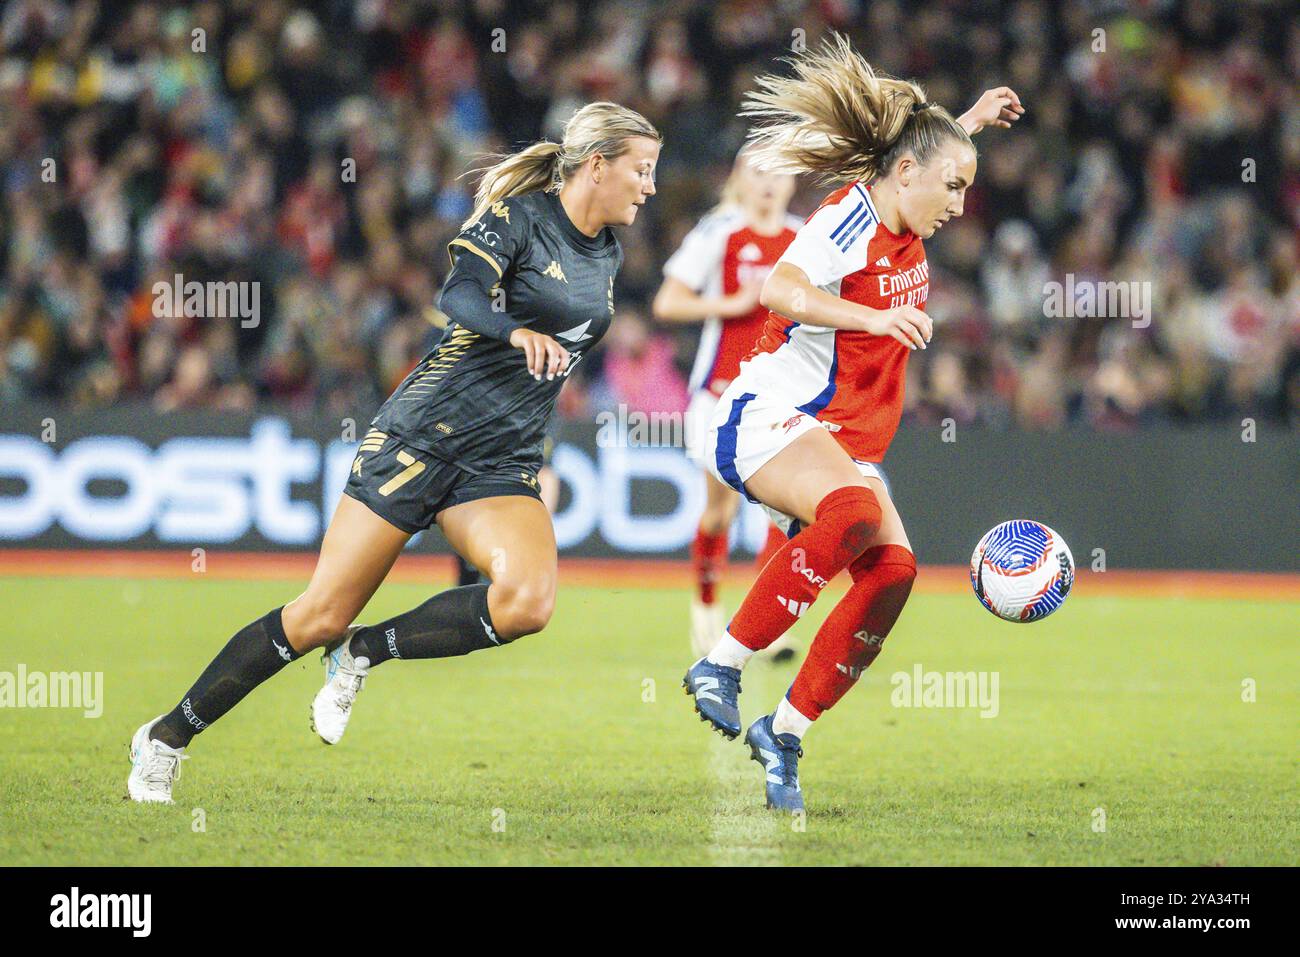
[1, 0, 1298, 431]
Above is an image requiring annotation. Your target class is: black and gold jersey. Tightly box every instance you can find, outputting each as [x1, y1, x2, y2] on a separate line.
[371, 190, 621, 473]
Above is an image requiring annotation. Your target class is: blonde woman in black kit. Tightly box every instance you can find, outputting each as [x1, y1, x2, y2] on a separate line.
[128, 103, 661, 803]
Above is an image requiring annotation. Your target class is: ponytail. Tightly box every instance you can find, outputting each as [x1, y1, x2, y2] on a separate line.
[741, 32, 972, 184]
[462, 142, 563, 230]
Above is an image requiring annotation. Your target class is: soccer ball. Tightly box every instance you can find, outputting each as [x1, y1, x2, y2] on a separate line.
[969, 520, 1074, 622]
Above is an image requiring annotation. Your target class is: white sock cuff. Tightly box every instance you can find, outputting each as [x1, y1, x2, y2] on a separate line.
[773, 696, 813, 739]
[705, 632, 755, 670]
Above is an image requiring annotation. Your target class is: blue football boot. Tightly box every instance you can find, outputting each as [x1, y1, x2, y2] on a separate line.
[745, 713, 804, 812]
[682, 657, 742, 739]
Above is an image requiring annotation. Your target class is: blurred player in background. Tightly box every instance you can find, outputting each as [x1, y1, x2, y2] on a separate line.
[127, 102, 661, 803]
[683, 34, 1023, 812]
[653, 148, 801, 659]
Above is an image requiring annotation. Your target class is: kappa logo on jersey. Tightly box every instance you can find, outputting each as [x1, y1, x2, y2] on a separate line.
[854, 630, 885, 647]
[543, 260, 568, 283]
[777, 595, 811, 617]
[556, 319, 593, 342]
[489, 201, 510, 223]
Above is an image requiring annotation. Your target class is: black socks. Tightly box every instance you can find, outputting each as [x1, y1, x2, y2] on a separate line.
[153, 607, 300, 749]
[348, 583, 503, 667]
[149, 585, 505, 749]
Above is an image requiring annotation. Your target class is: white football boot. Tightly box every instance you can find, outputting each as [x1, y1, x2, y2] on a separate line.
[690, 599, 727, 659]
[127, 715, 188, 804]
[311, 626, 368, 745]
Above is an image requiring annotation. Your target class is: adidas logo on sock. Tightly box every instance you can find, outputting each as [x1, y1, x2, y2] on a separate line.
[836, 662, 866, 679]
[777, 595, 810, 617]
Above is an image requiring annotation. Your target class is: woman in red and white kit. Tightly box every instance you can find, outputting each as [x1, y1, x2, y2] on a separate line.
[653, 148, 802, 658]
[683, 33, 1024, 812]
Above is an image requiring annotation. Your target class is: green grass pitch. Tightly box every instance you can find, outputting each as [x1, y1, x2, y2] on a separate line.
[1, 574, 1295, 866]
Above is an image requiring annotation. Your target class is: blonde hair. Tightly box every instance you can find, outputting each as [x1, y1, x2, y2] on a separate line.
[462, 102, 661, 228]
[741, 32, 973, 184]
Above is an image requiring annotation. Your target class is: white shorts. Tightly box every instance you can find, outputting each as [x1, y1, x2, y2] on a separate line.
[704, 380, 888, 535]
[684, 389, 720, 467]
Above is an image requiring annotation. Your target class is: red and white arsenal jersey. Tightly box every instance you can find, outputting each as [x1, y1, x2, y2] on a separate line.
[662, 205, 801, 396]
[741, 181, 929, 462]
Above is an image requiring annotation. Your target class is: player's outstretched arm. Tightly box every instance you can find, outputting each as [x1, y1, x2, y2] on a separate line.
[652, 276, 762, 323]
[956, 87, 1026, 136]
[760, 262, 932, 350]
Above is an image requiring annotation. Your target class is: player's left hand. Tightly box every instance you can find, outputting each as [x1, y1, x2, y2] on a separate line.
[959, 87, 1025, 135]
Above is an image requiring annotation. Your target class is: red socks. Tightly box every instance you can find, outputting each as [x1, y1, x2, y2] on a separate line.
[787, 544, 916, 721]
[727, 486, 882, 651]
[691, 528, 729, 605]
[694, 522, 814, 605]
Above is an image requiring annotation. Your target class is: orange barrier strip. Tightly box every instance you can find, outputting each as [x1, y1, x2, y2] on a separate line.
[0, 549, 1297, 601]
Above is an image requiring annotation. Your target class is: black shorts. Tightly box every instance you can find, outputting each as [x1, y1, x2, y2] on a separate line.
[343, 430, 542, 534]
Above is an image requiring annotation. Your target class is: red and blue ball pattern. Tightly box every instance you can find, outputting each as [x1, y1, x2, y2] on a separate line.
[970, 520, 1074, 622]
